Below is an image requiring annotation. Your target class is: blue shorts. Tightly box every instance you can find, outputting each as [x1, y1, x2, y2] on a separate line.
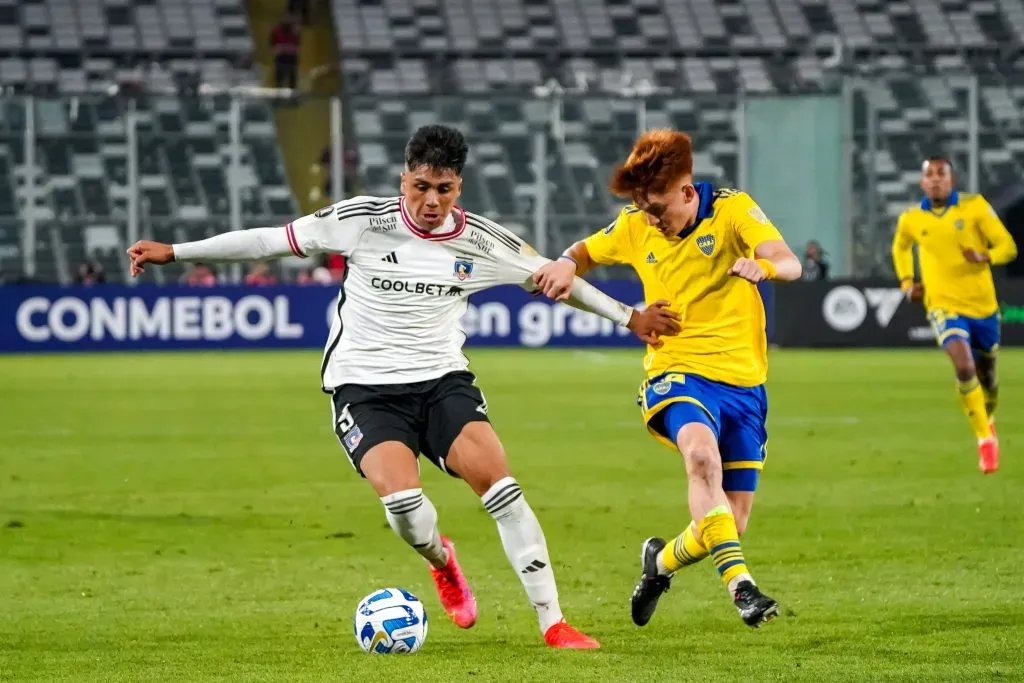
[928, 309, 1000, 357]
[638, 372, 768, 493]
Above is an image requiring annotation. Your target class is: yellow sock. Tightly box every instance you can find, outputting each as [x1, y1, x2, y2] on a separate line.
[984, 383, 999, 418]
[659, 522, 709, 573]
[957, 378, 992, 440]
[698, 505, 750, 589]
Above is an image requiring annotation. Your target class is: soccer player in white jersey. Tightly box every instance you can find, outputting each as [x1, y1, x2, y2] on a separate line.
[127, 125, 680, 649]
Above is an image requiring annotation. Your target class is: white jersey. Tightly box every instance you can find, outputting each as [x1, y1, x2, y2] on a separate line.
[285, 195, 548, 389]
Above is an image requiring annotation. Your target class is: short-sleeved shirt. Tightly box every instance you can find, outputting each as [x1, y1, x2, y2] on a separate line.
[584, 183, 782, 387]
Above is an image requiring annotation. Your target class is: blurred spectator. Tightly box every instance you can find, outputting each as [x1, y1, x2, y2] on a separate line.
[75, 260, 106, 285]
[270, 15, 301, 90]
[297, 266, 334, 285]
[180, 264, 217, 287]
[802, 240, 830, 281]
[326, 253, 346, 281]
[245, 263, 278, 286]
[311, 145, 360, 203]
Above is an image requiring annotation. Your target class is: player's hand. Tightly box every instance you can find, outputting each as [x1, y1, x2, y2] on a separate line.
[627, 300, 681, 349]
[727, 258, 768, 283]
[532, 258, 577, 302]
[962, 248, 990, 264]
[903, 282, 924, 303]
[126, 240, 175, 277]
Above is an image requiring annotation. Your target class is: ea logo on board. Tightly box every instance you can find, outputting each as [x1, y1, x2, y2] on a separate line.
[822, 285, 905, 332]
[822, 285, 867, 332]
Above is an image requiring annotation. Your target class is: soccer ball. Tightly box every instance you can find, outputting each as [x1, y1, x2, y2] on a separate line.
[354, 587, 428, 654]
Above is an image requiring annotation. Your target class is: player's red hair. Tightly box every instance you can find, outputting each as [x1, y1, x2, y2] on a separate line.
[609, 129, 693, 201]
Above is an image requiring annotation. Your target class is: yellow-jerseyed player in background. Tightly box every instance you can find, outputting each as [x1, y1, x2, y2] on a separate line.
[892, 156, 1017, 474]
[532, 130, 802, 628]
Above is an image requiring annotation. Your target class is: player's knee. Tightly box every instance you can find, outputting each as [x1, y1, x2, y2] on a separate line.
[682, 443, 722, 486]
[447, 422, 510, 495]
[954, 361, 977, 383]
[361, 442, 421, 497]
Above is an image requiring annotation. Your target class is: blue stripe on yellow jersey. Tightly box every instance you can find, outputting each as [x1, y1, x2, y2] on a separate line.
[584, 182, 783, 387]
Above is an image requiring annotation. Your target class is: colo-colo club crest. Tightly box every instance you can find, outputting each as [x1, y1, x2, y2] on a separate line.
[454, 257, 474, 280]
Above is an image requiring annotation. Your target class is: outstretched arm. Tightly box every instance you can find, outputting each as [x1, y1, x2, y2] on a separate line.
[554, 275, 680, 346]
[532, 240, 597, 301]
[127, 227, 297, 277]
[127, 198, 371, 277]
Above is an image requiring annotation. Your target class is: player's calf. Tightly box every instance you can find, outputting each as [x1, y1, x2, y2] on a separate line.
[447, 422, 598, 645]
[381, 488, 448, 569]
[945, 341, 993, 444]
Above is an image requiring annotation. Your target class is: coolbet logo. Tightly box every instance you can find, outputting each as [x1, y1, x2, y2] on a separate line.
[14, 295, 305, 343]
[822, 285, 904, 331]
[370, 278, 462, 296]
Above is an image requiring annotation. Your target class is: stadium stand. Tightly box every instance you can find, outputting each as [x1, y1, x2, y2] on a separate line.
[2, 0, 1023, 280]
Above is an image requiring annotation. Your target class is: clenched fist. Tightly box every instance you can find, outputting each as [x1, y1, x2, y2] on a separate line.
[126, 240, 175, 277]
[728, 258, 769, 283]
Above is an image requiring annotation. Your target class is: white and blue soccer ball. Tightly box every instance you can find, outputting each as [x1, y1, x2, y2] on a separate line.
[354, 587, 428, 654]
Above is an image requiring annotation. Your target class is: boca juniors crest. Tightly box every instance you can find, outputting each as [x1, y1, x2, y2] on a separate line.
[696, 234, 716, 256]
[454, 258, 474, 280]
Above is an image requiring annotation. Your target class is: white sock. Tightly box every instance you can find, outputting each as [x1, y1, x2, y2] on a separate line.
[482, 477, 563, 634]
[727, 572, 755, 594]
[381, 488, 448, 569]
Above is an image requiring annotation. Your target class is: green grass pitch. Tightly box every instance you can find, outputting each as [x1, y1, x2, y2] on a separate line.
[2, 349, 1023, 682]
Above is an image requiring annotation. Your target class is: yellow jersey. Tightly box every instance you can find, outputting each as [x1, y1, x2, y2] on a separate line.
[584, 183, 782, 387]
[892, 192, 1017, 318]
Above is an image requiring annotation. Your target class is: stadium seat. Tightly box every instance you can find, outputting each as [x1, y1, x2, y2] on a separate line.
[2, 0, 1023, 280]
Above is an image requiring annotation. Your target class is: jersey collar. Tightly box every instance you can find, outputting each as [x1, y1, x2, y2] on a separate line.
[677, 181, 715, 240]
[399, 198, 467, 241]
[920, 190, 959, 211]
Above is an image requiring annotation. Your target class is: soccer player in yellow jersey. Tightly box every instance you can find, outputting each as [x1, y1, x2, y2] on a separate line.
[533, 130, 802, 628]
[892, 156, 1017, 474]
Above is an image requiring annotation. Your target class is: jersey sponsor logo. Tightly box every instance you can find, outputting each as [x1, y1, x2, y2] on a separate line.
[748, 205, 769, 224]
[368, 214, 398, 232]
[696, 234, 716, 257]
[381, 251, 399, 264]
[645, 252, 657, 264]
[314, 205, 335, 218]
[822, 285, 905, 331]
[652, 380, 671, 395]
[468, 231, 495, 255]
[370, 277, 463, 296]
[454, 258, 474, 281]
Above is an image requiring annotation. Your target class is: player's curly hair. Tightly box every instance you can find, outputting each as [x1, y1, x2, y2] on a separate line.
[405, 125, 469, 175]
[609, 129, 693, 201]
